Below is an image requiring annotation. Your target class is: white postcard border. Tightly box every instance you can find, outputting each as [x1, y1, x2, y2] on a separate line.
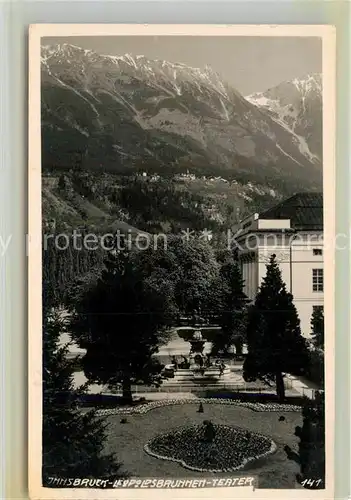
[28, 23, 336, 500]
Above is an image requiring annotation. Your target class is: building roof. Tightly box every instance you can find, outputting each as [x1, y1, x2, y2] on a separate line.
[259, 192, 323, 230]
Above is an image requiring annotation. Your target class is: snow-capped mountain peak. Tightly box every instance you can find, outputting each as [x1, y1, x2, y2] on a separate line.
[246, 73, 322, 162]
[41, 43, 245, 105]
[41, 43, 322, 198]
[292, 73, 322, 94]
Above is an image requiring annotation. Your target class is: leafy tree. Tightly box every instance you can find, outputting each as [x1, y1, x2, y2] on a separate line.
[310, 307, 324, 350]
[168, 236, 222, 319]
[42, 288, 124, 483]
[211, 256, 247, 355]
[285, 392, 325, 489]
[69, 250, 175, 402]
[135, 236, 222, 321]
[243, 254, 309, 401]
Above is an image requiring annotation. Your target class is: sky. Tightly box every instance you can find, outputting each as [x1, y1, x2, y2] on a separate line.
[42, 36, 322, 95]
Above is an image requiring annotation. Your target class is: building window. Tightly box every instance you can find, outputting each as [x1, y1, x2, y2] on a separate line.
[313, 305, 324, 314]
[312, 269, 324, 292]
[313, 248, 323, 256]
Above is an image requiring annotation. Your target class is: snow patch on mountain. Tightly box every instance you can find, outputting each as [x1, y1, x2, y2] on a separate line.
[277, 118, 319, 162]
[275, 143, 302, 166]
[41, 43, 242, 105]
[246, 73, 321, 163]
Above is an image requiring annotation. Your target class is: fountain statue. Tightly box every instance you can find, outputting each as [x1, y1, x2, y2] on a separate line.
[161, 326, 234, 385]
[189, 330, 205, 353]
[188, 330, 207, 375]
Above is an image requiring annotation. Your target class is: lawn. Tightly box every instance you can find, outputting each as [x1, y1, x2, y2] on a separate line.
[103, 402, 302, 488]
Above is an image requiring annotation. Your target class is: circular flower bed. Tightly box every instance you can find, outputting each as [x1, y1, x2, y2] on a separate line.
[96, 398, 302, 416]
[144, 423, 276, 472]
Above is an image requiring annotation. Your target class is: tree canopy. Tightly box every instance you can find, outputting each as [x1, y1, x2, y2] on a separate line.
[133, 236, 223, 320]
[167, 237, 222, 318]
[211, 254, 247, 355]
[69, 250, 176, 402]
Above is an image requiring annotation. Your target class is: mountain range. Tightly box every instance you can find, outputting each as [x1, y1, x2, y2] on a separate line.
[41, 43, 323, 228]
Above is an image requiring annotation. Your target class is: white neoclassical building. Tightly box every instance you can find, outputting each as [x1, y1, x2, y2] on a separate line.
[234, 192, 323, 337]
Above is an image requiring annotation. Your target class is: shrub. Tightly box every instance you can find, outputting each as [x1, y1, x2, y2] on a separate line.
[203, 420, 216, 443]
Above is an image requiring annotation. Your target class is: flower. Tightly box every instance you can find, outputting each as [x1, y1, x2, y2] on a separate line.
[96, 398, 301, 416]
[144, 423, 276, 473]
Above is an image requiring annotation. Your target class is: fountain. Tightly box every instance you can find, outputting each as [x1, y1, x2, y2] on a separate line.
[189, 330, 206, 366]
[161, 328, 233, 386]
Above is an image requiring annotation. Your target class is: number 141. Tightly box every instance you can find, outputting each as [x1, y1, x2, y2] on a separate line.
[301, 479, 323, 488]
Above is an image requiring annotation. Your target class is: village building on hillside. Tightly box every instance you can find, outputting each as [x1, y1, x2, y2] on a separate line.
[235, 192, 323, 337]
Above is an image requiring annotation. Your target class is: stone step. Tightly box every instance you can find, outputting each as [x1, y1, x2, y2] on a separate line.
[164, 368, 231, 379]
[160, 382, 244, 389]
[161, 374, 244, 387]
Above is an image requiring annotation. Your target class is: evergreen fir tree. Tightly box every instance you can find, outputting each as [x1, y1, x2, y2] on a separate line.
[285, 391, 325, 488]
[307, 307, 324, 387]
[42, 288, 125, 483]
[69, 250, 175, 402]
[310, 307, 324, 350]
[243, 254, 309, 401]
[42, 233, 105, 306]
[307, 349, 324, 387]
[198, 402, 204, 413]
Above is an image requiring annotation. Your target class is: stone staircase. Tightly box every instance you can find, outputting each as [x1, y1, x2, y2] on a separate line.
[160, 367, 244, 390]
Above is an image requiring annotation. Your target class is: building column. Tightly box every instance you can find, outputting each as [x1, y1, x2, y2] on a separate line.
[240, 252, 257, 301]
